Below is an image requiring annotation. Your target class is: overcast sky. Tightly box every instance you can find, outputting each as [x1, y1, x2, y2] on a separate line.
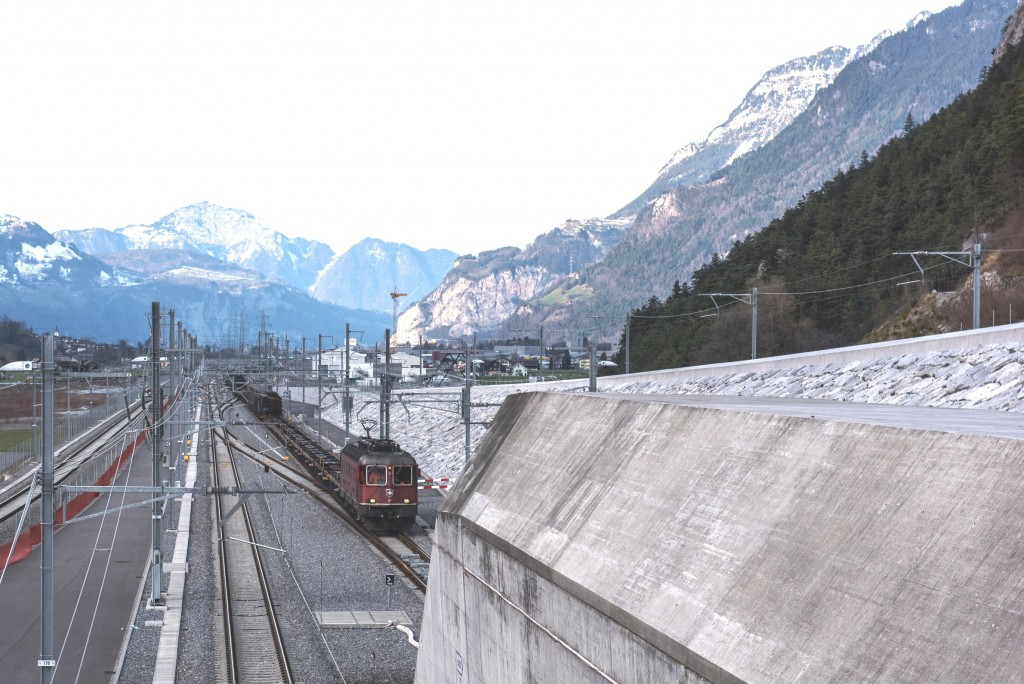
[2, 1, 962, 256]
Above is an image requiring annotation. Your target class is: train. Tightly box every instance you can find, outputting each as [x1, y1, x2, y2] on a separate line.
[234, 386, 283, 418]
[336, 432, 419, 532]
[232, 379, 418, 532]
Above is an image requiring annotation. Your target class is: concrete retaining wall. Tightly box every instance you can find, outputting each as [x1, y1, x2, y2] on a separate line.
[415, 391, 1024, 682]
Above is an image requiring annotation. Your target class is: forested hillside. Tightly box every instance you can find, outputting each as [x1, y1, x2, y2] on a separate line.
[0, 317, 40, 363]
[529, 0, 1015, 345]
[617, 35, 1024, 372]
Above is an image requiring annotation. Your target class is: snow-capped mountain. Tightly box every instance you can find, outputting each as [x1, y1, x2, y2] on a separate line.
[0, 214, 122, 287]
[310, 238, 456, 314]
[400, 0, 1013, 344]
[0, 214, 389, 343]
[397, 218, 628, 342]
[56, 202, 334, 291]
[615, 14, 936, 220]
[554, 0, 1018, 342]
[58, 202, 456, 317]
[628, 47, 855, 213]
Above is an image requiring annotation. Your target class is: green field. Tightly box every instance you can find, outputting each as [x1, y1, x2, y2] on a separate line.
[0, 429, 33, 451]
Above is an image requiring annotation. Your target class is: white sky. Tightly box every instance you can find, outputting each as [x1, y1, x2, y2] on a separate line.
[1, 1, 962, 256]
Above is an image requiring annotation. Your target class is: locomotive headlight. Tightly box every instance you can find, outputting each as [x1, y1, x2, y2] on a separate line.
[404, 499, 410, 504]
[369, 498, 376, 504]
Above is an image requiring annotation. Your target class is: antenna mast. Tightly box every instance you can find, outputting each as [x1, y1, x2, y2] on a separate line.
[390, 288, 407, 347]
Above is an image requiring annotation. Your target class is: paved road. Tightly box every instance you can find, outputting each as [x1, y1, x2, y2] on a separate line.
[600, 393, 1024, 440]
[0, 447, 154, 683]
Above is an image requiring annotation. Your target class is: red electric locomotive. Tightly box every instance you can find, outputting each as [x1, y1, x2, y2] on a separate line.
[336, 424, 419, 532]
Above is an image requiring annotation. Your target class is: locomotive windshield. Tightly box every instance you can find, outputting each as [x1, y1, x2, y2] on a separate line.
[393, 465, 413, 486]
[366, 465, 387, 485]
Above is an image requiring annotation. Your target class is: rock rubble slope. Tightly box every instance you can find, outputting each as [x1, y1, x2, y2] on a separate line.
[322, 341, 1024, 483]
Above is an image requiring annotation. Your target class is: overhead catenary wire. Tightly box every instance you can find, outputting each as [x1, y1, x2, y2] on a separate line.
[0, 474, 38, 588]
[70, 429, 139, 684]
[53, 425, 140, 681]
[231, 408, 349, 684]
[628, 256, 965, 321]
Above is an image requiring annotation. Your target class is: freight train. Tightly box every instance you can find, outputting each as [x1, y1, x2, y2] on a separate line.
[234, 385, 283, 418]
[233, 379, 418, 532]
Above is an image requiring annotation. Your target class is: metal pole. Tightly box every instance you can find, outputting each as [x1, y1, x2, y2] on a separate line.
[167, 311, 176, 494]
[751, 286, 758, 360]
[32, 368, 37, 470]
[624, 315, 630, 375]
[170, 320, 181, 481]
[344, 323, 351, 438]
[150, 302, 165, 606]
[383, 329, 391, 441]
[39, 335, 55, 684]
[176, 322, 184, 478]
[464, 341, 471, 463]
[302, 338, 306, 423]
[539, 325, 543, 380]
[973, 242, 981, 330]
[376, 343, 384, 438]
[317, 334, 323, 442]
[589, 344, 597, 392]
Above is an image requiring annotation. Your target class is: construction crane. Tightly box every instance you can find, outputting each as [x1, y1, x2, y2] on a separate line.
[390, 288, 407, 346]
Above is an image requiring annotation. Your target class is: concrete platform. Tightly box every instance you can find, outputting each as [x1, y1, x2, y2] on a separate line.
[416, 391, 1024, 683]
[316, 610, 412, 628]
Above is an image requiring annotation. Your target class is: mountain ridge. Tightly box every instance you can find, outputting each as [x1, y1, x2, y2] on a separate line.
[398, 1, 1006, 343]
[526, 0, 1017, 342]
[6, 213, 390, 343]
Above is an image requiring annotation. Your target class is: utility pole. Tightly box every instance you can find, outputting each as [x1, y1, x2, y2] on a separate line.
[894, 247, 982, 329]
[174, 319, 183, 479]
[317, 334, 323, 442]
[537, 325, 544, 380]
[463, 340, 471, 463]
[166, 310, 175, 500]
[260, 312, 269, 391]
[39, 334, 55, 684]
[973, 242, 981, 330]
[150, 302, 165, 606]
[382, 329, 392, 440]
[344, 323, 351, 439]
[702, 289, 759, 359]
[589, 343, 597, 392]
[624, 314, 630, 375]
[751, 287, 758, 360]
[390, 288, 407, 347]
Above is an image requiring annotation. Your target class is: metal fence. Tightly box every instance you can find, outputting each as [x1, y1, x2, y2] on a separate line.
[0, 381, 144, 475]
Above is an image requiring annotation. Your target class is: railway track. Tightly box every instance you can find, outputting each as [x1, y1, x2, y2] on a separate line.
[0, 400, 145, 526]
[210, 413, 293, 684]
[227, 406, 432, 592]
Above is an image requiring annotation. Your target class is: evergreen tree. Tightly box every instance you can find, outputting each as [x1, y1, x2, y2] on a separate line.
[903, 111, 916, 134]
[622, 38, 1024, 370]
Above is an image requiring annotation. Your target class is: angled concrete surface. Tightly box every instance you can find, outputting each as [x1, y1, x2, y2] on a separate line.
[416, 392, 1024, 682]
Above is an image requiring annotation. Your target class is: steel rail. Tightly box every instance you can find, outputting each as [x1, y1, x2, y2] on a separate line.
[0, 403, 145, 526]
[211, 402, 293, 684]
[258, 414, 430, 592]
